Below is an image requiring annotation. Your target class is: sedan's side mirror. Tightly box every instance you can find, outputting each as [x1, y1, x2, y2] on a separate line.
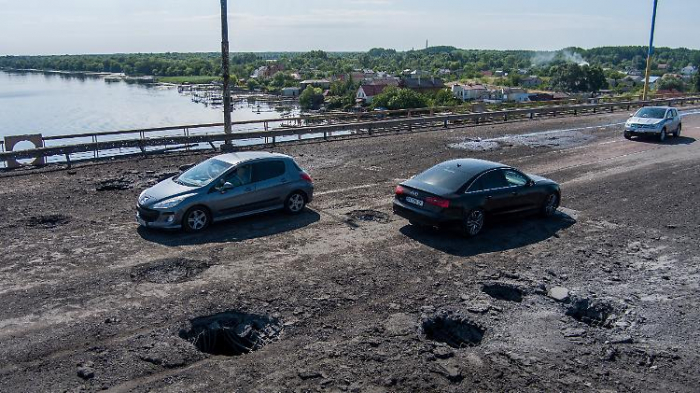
[629, 113, 634, 118]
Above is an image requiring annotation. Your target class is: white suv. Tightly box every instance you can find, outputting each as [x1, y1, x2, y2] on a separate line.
[624, 106, 682, 142]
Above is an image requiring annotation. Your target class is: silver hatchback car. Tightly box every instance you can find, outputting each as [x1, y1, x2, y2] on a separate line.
[136, 152, 314, 232]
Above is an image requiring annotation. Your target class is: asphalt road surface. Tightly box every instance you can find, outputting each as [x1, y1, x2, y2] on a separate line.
[0, 110, 699, 392]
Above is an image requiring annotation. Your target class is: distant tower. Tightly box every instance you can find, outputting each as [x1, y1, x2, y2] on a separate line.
[426, 39, 429, 49]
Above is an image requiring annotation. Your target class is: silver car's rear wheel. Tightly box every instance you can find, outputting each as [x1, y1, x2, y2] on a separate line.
[463, 209, 485, 237]
[183, 207, 211, 232]
[675, 124, 682, 137]
[285, 192, 306, 214]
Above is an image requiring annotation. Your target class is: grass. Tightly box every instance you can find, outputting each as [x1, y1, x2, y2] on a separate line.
[156, 75, 222, 84]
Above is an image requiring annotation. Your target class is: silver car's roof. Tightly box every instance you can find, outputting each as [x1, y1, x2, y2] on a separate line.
[640, 106, 673, 110]
[214, 151, 290, 165]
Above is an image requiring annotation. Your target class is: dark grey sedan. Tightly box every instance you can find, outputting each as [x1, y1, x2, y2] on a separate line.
[137, 152, 313, 232]
[393, 159, 560, 236]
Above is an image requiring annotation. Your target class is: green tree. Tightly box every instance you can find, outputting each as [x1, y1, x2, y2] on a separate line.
[656, 75, 687, 92]
[371, 87, 429, 110]
[299, 87, 324, 110]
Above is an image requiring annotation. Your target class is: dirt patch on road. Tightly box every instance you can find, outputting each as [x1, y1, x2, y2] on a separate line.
[25, 214, 72, 228]
[130, 257, 211, 284]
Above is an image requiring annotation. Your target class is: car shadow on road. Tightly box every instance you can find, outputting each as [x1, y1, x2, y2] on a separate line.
[630, 136, 696, 145]
[399, 210, 576, 257]
[137, 209, 321, 246]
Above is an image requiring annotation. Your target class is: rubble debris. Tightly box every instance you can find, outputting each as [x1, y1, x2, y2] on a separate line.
[548, 286, 570, 302]
[345, 210, 390, 224]
[95, 178, 132, 191]
[565, 297, 617, 327]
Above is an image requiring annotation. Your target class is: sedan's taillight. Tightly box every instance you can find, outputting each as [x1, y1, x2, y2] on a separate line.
[425, 196, 450, 208]
[395, 185, 406, 195]
[300, 172, 313, 183]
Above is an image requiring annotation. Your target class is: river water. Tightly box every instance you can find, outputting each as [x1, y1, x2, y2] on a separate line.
[0, 70, 298, 138]
[0, 70, 304, 166]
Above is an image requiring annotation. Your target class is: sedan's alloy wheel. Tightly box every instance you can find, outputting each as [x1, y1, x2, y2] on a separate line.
[465, 209, 485, 236]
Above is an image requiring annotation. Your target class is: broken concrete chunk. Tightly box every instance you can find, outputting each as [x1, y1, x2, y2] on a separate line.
[548, 286, 570, 302]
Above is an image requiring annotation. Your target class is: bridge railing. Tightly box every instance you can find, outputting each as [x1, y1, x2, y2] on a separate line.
[2, 96, 699, 169]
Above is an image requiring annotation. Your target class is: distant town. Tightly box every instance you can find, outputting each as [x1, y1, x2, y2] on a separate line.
[2, 46, 699, 112]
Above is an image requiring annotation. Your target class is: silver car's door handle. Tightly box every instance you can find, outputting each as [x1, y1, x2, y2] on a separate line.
[280, 178, 288, 183]
[244, 187, 253, 192]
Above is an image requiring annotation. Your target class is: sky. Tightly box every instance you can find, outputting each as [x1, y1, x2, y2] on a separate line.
[1, 0, 699, 55]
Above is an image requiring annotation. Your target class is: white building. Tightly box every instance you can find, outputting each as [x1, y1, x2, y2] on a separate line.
[449, 83, 488, 101]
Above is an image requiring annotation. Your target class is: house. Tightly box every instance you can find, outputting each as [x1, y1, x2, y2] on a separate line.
[480, 71, 493, 77]
[367, 76, 400, 86]
[356, 84, 389, 104]
[657, 63, 669, 71]
[521, 76, 543, 87]
[400, 76, 445, 93]
[300, 79, 331, 90]
[281, 87, 301, 97]
[251, 62, 285, 79]
[437, 69, 452, 76]
[450, 83, 488, 101]
[494, 70, 506, 78]
[681, 65, 698, 78]
[647, 76, 661, 89]
[501, 88, 530, 102]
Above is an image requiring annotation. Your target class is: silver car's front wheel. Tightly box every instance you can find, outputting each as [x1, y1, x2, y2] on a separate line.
[285, 192, 306, 214]
[183, 207, 211, 232]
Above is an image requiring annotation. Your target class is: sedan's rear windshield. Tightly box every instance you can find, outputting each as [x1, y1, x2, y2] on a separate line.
[414, 164, 468, 191]
[635, 108, 667, 119]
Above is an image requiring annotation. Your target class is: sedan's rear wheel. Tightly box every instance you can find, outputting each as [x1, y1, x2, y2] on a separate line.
[284, 192, 306, 214]
[462, 208, 485, 237]
[183, 206, 211, 233]
[541, 193, 560, 217]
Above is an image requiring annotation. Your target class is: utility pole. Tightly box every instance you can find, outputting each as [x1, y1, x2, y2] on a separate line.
[642, 0, 659, 101]
[220, 0, 233, 148]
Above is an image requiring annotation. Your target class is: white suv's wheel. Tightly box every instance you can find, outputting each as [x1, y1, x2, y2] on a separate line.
[658, 128, 667, 142]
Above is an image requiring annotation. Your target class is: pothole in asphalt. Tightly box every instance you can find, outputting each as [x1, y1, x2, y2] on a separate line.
[26, 214, 71, 228]
[179, 311, 283, 356]
[345, 210, 390, 224]
[421, 311, 485, 348]
[566, 297, 616, 327]
[481, 282, 524, 302]
[130, 258, 210, 284]
[95, 178, 133, 191]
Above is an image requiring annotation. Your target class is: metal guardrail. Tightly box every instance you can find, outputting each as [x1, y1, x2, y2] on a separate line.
[2, 96, 699, 169]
